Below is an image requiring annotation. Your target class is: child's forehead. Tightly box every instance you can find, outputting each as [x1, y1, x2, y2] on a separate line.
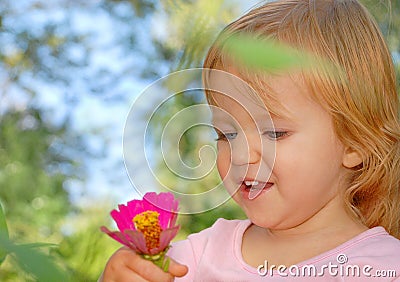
[210, 103, 278, 130]
[204, 68, 304, 120]
[205, 69, 259, 104]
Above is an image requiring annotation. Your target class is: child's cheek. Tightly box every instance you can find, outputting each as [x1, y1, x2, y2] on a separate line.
[216, 144, 234, 192]
[216, 147, 230, 177]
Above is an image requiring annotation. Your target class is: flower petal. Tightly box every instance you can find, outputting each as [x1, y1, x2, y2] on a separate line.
[100, 226, 141, 252]
[168, 212, 179, 228]
[111, 198, 157, 232]
[124, 229, 148, 254]
[103, 192, 181, 256]
[110, 208, 132, 232]
[159, 226, 180, 251]
[143, 192, 179, 229]
[157, 212, 175, 230]
[144, 192, 179, 213]
[126, 199, 147, 216]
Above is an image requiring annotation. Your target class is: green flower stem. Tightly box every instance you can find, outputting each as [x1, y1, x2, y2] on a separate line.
[141, 247, 170, 272]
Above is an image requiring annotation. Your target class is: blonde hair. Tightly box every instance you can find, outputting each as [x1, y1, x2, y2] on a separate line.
[203, 0, 400, 237]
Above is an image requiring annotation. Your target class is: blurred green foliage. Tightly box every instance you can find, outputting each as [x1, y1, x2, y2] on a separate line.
[0, 202, 9, 264]
[0, 0, 243, 280]
[0, 108, 80, 240]
[0, 233, 68, 282]
[0, 0, 398, 281]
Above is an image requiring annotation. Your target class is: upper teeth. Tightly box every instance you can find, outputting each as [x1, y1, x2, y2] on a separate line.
[245, 180, 259, 186]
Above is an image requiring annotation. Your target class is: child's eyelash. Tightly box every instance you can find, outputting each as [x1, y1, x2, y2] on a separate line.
[213, 127, 237, 141]
[215, 131, 237, 141]
[263, 131, 288, 140]
[213, 128, 288, 141]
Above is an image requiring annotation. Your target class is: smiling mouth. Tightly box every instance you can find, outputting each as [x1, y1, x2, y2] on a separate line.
[241, 181, 274, 200]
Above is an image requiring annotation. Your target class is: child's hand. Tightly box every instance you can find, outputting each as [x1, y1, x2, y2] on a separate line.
[99, 247, 188, 282]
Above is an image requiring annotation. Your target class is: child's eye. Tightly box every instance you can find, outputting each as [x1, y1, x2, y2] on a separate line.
[263, 131, 288, 140]
[215, 131, 238, 141]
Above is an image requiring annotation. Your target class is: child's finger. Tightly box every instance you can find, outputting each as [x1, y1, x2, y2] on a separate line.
[123, 250, 177, 282]
[108, 269, 150, 282]
[167, 257, 188, 277]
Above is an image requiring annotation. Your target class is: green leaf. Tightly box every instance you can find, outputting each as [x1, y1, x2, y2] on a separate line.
[0, 234, 69, 282]
[223, 33, 314, 72]
[18, 242, 58, 249]
[0, 202, 9, 265]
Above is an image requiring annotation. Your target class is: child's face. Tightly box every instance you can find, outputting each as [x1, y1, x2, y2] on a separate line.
[210, 72, 349, 230]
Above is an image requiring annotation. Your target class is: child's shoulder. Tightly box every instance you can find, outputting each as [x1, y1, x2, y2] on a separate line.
[316, 226, 400, 273]
[347, 226, 400, 255]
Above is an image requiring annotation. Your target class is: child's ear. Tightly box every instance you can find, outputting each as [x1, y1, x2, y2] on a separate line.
[342, 147, 363, 168]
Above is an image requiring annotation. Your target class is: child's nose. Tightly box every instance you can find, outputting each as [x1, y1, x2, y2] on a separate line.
[231, 132, 262, 166]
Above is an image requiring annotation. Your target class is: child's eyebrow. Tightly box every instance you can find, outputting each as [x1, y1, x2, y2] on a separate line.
[269, 112, 294, 122]
[210, 116, 235, 126]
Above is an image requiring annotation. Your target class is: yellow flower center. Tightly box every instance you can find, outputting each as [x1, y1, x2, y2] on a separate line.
[133, 211, 162, 251]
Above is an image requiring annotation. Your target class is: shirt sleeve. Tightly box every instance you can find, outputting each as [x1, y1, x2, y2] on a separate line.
[167, 238, 198, 281]
[166, 219, 248, 281]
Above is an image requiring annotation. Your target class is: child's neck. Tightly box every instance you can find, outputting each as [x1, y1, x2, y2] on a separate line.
[266, 215, 365, 240]
[241, 201, 368, 267]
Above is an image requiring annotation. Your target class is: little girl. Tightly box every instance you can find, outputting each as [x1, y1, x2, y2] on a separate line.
[100, 0, 400, 281]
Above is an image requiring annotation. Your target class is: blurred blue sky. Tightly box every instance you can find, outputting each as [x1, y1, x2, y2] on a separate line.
[1, 0, 261, 208]
[70, 1, 262, 207]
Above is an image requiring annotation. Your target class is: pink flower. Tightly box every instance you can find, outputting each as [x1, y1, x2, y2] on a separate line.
[101, 192, 179, 256]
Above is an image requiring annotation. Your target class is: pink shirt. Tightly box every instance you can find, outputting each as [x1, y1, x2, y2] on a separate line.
[168, 219, 400, 281]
